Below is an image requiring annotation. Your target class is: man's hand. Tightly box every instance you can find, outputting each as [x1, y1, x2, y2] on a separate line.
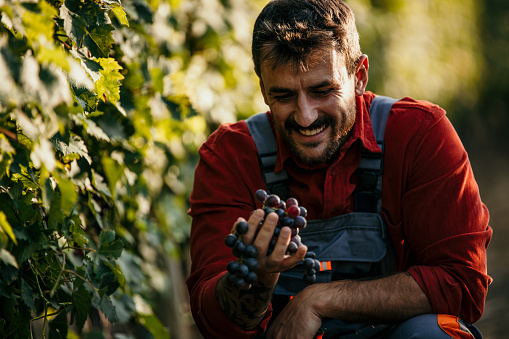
[266, 286, 323, 339]
[216, 209, 308, 330]
[236, 209, 307, 285]
[267, 272, 432, 338]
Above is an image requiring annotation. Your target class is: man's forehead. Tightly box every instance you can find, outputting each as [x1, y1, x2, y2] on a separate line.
[260, 47, 347, 75]
[260, 47, 349, 83]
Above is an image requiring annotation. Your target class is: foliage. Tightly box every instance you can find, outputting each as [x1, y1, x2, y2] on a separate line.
[0, 0, 264, 337]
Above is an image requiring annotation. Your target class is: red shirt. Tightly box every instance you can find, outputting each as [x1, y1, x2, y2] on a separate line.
[186, 92, 492, 338]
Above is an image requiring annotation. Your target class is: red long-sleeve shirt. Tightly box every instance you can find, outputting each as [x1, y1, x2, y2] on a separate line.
[186, 92, 492, 338]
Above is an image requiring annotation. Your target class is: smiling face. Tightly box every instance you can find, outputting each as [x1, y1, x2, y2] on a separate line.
[260, 47, 368, 165]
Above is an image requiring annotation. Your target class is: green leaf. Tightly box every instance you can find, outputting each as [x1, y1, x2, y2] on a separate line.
[0, 211, 17, 245]
[60, 1, 89, 47]
[85, 25, 115, 58]
[22, 0, 58, 44]
[20, 279, 35, 310]
[49, 309, 69, 339]
[110, 4, 129, 27]
[98, 294, 117, 323]
[101, 156, 123, 198]
[98, 230, 123, 259]
[54, 175, 78, 213]
[71, 271, 91, 331]
[95, 57, 124, 103]
[137, 313, 169, 339]
[0, 249, 18, 268]
[53, 134, 92, 164]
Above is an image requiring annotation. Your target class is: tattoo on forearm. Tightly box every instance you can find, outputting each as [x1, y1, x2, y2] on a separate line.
[216, 274, 275, 329]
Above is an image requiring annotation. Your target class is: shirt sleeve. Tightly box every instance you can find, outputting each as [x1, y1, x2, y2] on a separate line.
[185, 122, 271, 338]
[384, 100, 492, 324]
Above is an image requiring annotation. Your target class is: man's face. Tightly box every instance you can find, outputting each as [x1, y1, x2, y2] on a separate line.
[259, 48, 362, 166]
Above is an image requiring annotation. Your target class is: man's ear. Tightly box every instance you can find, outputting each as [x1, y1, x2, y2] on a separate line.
[354, 54, 369, 96]
[259, 78, 269, 105]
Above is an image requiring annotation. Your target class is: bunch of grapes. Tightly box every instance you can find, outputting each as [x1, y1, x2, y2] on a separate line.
[224, 189, 320, 289]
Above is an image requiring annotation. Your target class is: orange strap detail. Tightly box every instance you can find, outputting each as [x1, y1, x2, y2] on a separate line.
[319, 261, 332, 271]
[437, 314, 475, 339]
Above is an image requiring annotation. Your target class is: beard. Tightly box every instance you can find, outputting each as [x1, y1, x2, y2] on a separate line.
[276, 96, 357, 166]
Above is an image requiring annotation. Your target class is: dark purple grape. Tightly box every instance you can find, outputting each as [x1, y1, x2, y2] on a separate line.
[224, 234, 238, 248]
[307, 268, 316, 276]
[282, 217, 294, 227]
[303, 273, 316, 284]
[299, 206, 308, 217]
[236, 221, 249, 235]
[255, 189, 268, 203]
[292, 234, 301, 245]
[234, 277, 247, 289]
[236, 264, 249, 278]
[287, 241, 298, 254]
[227, 273, 237, 285]
[245, 257, 259, 271]
[273, 227, 281, 237]
[294, 216, 307, 229]
[227, 261, 239, 273]
[314, 259, 321, 270]
[269, 237, 278, 249]
[287, 205, 300, 218]
[275, 208, 286, 221]
[232, 240, 245, 257]
[290, 228, 298, 238]
[243, 245, 258, 258]
[305, 251, 316, 259]
[286, 197, 298, 208]
[263, 206, 274, 218]
[246, 271, 257, 284]
[266, 194, 281, 208]
[278, 200, 286, 210]
[303, 257, 315, 270]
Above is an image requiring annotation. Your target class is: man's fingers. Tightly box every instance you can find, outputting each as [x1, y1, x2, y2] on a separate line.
[254, 212, 278, 256]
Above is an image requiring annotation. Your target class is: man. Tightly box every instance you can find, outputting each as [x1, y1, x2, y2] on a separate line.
[186, 0, 492, 338]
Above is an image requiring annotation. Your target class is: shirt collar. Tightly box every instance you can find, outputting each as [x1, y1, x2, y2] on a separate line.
[272, 92, 381, 172]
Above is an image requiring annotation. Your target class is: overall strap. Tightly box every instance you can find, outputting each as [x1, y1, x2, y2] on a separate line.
[355, 95, 398, 213]
[245, 113, 289, 199]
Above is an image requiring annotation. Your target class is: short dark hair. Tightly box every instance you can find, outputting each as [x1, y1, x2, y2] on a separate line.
[252, 0, 362, 77]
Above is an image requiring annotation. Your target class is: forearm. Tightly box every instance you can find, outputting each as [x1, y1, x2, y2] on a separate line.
[215, 271, 278, 330]
[306, 271, 432, 322]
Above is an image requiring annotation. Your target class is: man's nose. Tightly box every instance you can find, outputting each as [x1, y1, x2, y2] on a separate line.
[294, 95, 318, 128]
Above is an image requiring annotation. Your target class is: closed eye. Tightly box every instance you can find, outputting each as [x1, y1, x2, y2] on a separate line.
[313, 88, 333, 97]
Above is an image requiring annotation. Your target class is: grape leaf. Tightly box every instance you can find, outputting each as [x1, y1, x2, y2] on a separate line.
[20, 279, 35, 310]
[53, 134, 92, 165]
[95, 57, 124, 103]
[99, 294, 117, 323]
[71, 284, 91, 331]
[0, 249, 18, 268]
[22, 0, 57, 44]
[110, 4, 129, 27]
[49, 310, 68, 339]
[60, 2, 88, 47]
[85, 25, 115, 58]
[98, 230, 123, 259]
[0, 211, 17, 245]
